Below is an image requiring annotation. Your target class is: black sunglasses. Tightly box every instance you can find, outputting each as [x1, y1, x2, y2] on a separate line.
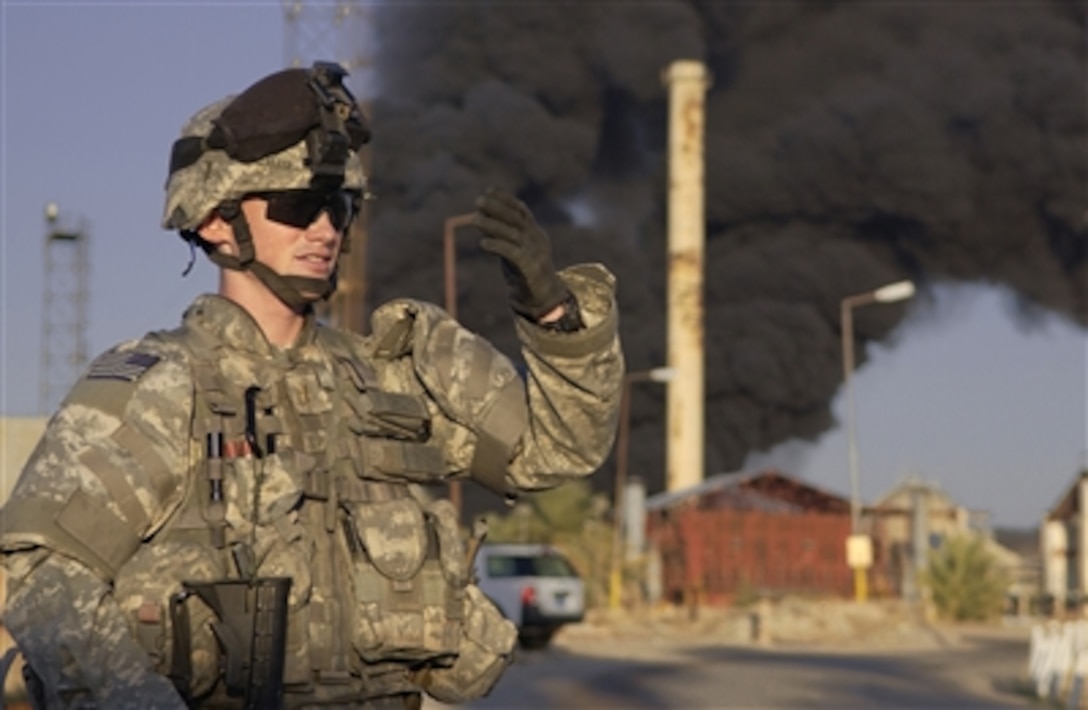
[249, 190, 359, 232]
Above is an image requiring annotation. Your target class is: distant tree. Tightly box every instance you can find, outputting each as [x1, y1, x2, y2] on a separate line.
[483, 479, 597, 543]
[477, 480, 614, 608]
[921, 534, 1010, 621]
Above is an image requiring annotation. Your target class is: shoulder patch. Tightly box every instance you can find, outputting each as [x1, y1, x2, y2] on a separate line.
[87, 350, 162, 382]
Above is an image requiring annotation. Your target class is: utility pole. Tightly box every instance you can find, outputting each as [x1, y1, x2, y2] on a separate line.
[283, 0, 377, 333]
[40, 203, 90, 414]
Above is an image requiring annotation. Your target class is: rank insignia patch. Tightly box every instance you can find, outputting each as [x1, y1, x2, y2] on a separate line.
[87, 351, 161, 382]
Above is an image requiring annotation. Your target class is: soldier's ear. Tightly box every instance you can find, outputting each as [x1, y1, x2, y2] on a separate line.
[197, 213, 238, 254]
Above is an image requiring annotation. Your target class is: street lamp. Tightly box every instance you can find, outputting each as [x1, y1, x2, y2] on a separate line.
[443, 213, 476, 322]
[610, 366, 676, 610]
[841, 279, 915, 602]
[443, 212, 476, 517]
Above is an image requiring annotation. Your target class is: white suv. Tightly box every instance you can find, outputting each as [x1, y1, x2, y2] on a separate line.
[473, 543, 585, 650]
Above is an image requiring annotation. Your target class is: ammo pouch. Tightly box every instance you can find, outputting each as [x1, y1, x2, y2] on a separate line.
[172, 577, 292, 709]
[346, 496, 466, 664]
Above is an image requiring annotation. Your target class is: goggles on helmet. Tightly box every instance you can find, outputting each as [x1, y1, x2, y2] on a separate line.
[247, 189, 359, 232]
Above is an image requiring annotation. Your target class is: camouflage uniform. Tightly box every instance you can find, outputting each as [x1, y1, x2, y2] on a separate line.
[2, 260, 622, 708]
[1, 62, 623, 709]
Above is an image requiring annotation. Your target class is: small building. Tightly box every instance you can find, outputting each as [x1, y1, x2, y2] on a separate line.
[866, 475, 1035, 609]
[1041, 470, 1088, 613]
[865, 476, 981, 599]
[645, 470, 853, 606]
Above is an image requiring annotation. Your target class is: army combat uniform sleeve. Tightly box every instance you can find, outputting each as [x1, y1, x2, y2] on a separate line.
[1, 338, 192, 708]
[369, 263, 624, 497]
[504, 263, 624, 488]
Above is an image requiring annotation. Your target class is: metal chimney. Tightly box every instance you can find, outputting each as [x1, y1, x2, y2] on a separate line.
[662, 60, 710, 492]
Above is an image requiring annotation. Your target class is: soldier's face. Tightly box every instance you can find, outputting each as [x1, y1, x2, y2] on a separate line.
[240, 196, 343, 283]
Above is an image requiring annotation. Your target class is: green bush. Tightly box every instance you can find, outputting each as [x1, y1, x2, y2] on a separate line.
[921, 534, 1009, 621]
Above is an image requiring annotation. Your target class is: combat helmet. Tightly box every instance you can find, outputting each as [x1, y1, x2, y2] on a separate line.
[163, 61, 370, 310]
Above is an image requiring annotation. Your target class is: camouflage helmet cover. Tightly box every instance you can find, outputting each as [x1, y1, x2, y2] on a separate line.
[162, 68, 368, 232]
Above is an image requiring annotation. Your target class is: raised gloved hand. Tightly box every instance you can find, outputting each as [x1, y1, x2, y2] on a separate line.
[474, 187, 570, 321]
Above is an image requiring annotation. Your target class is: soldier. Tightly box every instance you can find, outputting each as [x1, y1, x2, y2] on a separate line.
[1, 63, 623, 708]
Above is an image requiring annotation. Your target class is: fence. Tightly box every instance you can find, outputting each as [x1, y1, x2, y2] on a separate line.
[1029, 620, 1088, 708]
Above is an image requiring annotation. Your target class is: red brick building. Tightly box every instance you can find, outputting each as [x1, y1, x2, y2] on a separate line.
[645, 470, 853, 605]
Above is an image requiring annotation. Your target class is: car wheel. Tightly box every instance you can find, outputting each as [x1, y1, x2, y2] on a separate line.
[518, 627, 555, 651]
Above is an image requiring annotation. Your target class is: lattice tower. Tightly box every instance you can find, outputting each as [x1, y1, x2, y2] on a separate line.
[40, 204, 90, 414]
[283, 0, 377, 334]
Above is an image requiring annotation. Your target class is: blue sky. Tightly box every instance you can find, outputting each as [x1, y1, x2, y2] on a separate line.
[2, 2, 1084, 528]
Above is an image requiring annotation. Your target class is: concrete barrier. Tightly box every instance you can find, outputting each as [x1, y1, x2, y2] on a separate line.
[1028, 619, 1088, 708]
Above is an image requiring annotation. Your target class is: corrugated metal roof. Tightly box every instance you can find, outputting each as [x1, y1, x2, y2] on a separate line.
[699, 485, 803, 513]
[644, 470, 753, 511]
[645, 469, 849, 513]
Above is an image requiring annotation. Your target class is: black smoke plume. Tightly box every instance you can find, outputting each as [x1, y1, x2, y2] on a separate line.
[363, 2, 1086, 509]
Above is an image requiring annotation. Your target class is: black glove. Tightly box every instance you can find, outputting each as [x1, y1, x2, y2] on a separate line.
[474, 188, 570, 321]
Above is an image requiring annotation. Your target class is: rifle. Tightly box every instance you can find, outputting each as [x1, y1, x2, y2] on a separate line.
[170, 577, 292, 710]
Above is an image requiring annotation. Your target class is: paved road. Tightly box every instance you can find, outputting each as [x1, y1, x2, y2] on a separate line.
[429, 630, 1034, 709]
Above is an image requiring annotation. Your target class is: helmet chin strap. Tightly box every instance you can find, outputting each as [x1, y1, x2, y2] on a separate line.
[203, 202, 336, 313]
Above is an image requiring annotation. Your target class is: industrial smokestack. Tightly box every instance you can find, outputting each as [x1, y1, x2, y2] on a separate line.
[663, 60, 711, 492]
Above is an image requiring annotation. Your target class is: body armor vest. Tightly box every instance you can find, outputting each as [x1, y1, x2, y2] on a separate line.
[112, 325, 469, 708]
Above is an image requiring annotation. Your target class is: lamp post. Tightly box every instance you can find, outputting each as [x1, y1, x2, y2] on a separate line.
[443, 212, 476, 517]
[841, 279, 915, 602]
[609, 366, 676, 610]
[443, 213, 476, 322]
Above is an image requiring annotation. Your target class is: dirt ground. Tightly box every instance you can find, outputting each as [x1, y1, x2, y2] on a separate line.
[419, 599, 1037, 709]
[553, 597, 1034, 657]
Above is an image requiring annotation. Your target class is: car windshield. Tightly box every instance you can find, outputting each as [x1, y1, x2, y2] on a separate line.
[486, 553, 578, 578]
